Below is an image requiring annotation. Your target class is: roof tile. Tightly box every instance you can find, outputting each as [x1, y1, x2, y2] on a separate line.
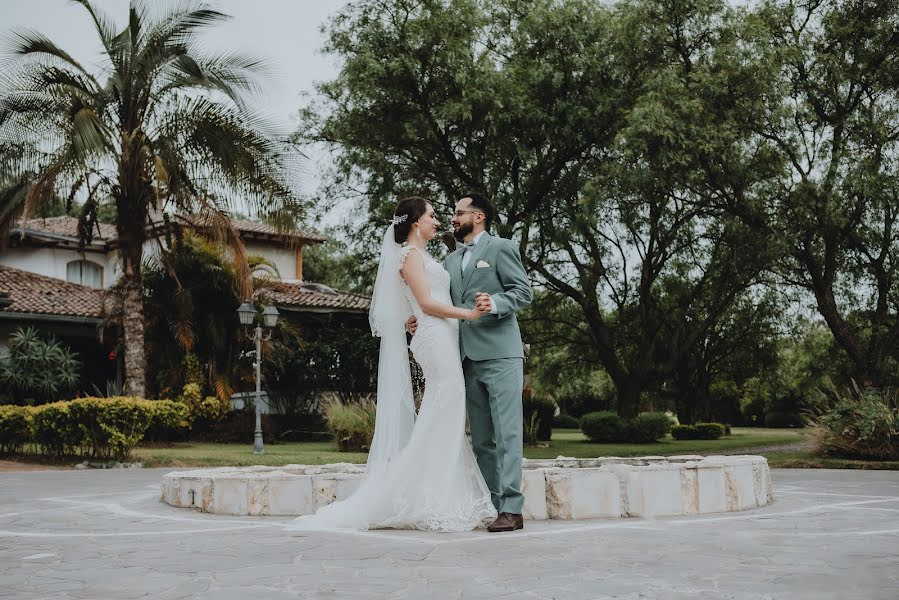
[0, 265, 106, 319]
[259, 281, 370, 312]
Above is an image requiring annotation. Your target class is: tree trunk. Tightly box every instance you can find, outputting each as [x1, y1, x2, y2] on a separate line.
[121, 274, 146, 398]
[617, 380, 641, 419]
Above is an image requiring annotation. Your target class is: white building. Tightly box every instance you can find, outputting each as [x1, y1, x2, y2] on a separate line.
[0, 215, 369, 393]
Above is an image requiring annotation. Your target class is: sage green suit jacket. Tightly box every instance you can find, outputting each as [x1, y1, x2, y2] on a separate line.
[444, 232, 533, 361]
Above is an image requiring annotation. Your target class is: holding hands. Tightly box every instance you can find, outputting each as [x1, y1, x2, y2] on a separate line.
[406, 292, 493, 335]
[466, 292, 492, 321]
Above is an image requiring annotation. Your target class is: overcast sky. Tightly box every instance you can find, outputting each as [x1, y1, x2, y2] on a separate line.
[1, 0, 351, 221]
[1, 0, 349, 129]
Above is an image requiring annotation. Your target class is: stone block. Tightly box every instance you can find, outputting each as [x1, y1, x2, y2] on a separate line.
[732, 464, 758, 510]
[212, 477, 248, 515]
[247, 478, 269, 516]
[521, 469, 548, 521]
[626, 467, 683, 517]
[570, 470, 621, 519]
[697, 466, 727, 514]
[311, 473, 360, 509]
[268, 476, 314, 516]
[680, 468, 699, 515]
[544, 469, 572, 519]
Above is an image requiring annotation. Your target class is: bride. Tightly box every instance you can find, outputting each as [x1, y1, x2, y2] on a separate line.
[286, 196, 498, 532]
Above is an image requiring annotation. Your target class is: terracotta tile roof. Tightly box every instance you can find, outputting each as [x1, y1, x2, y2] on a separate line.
[12, 215, 327, 247]
[0, 265, 106, 320]
[12, 216, 116, 246]
[176, 214, 327, 244]
[258, 281, 371, 313]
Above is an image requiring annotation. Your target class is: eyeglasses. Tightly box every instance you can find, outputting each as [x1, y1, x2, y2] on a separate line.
[453, 209, 483, 218]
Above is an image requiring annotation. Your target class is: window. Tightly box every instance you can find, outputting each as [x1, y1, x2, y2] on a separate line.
[66, 260, 103, 288]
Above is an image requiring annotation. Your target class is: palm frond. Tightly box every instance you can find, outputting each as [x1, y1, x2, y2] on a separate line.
[2, 28, 99, 87]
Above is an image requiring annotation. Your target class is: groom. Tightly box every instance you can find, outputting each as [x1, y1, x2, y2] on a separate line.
[410, 193, 533, 532]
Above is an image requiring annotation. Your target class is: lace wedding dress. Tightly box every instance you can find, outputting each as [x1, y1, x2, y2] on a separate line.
[286, 245, 497, 532]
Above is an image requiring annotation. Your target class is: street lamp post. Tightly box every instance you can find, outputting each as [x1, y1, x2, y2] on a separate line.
[237, 301, 280, 455]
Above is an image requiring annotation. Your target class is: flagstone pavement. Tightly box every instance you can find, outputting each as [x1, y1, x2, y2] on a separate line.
[1, 467, 897, 599]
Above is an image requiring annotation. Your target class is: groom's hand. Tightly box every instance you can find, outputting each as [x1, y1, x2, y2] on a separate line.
[406, 316, 418, 335]
[475, 292, 493, 313]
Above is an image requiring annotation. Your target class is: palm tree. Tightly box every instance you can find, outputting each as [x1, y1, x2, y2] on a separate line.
[0, 1, 304, 397]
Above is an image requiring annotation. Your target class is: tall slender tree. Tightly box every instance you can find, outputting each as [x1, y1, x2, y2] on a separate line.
[0, 1, 304, 396]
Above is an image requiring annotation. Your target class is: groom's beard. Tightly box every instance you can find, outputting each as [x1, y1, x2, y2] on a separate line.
[453, 222, 473, 242]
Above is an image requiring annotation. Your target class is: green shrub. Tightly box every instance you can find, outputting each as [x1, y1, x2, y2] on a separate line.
[695, 423, 726, 439]
[31, 401, 81, 456]
[581, 411, 628, 442]
[764, 411, 803, 428]
[0, 405, 31, 453]
[671, 423, 726, 440]
[30, 397, 159, 460]
[553, 413, 580, 429]
[324, 396, 376, 452]
[178, 382, 230, 426]
[523, 394, 554, 441]
[724, 423, 732, 436]
[671, 425, 698, 440]
[628, 412, 672, 443]
[143, 399, 190, 441]
[814, 382, 899, 460]
[0, 327, 80, 405]
[68, 397, 154, 460]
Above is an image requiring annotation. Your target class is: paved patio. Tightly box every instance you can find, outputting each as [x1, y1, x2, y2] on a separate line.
[0, 467, 897, 599]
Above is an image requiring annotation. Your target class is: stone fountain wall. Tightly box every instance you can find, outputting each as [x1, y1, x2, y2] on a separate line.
[161, 455, 773, 520]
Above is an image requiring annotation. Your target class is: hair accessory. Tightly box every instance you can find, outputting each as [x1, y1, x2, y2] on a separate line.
[391, 214, 409, 226]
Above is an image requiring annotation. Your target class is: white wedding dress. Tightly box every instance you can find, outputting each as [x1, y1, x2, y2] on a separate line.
[286, 245, 497, 532]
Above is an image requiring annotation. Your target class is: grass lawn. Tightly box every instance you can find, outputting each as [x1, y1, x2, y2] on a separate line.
[131, 427, 809, 468]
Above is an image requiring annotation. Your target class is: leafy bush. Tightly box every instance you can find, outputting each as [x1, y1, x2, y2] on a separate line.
[67, 397, 154, 460]
[581, 411, 628, 442]
[31, 401, 81, 456]
[672, 423, 726, 440]
[813, 382, 899, 460]
[178, 382, 230, 425]
[553, 413, 580, 429]
[324, 395, 376, 452]
[0, 405, 31, 453]
[0, 327, 80, 405]
[523, 394, 554, 441]
[29, 397, 163, 460]
[143, 399, 190, 441]
[764, 411, 803, 428]
[628, 412, 673, 443]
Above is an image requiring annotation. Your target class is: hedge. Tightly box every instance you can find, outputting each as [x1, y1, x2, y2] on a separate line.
[671, 422, 727, 440]
[0, 405, 31, 453]
[628, 412, 673, 443]
[581, 411, 629, 442]
[552, 413, 580, 429]
[4, 396, 189, 460]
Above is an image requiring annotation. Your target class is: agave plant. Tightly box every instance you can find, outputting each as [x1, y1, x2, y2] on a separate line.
[0, 1, 305, 397]
[0, 327, 81, 404]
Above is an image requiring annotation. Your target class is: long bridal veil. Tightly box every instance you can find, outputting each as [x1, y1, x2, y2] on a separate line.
[365, 224, 416, 478]
[286, 224, 415, 530]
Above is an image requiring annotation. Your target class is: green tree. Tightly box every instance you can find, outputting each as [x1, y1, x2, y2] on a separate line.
[301, 0, 780, 417]
[0, 1, 304, 396]
[748, 0, 899, 387]
[142, 232, 243, 401]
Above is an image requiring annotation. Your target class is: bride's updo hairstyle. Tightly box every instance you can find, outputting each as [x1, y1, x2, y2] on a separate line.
[392, 196, 430, 244]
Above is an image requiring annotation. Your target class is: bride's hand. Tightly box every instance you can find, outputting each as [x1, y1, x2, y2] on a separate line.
[466, 308, 484, 321]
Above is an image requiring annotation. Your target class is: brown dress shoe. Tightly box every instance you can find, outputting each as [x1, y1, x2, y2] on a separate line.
[487, 512, 524, 533]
